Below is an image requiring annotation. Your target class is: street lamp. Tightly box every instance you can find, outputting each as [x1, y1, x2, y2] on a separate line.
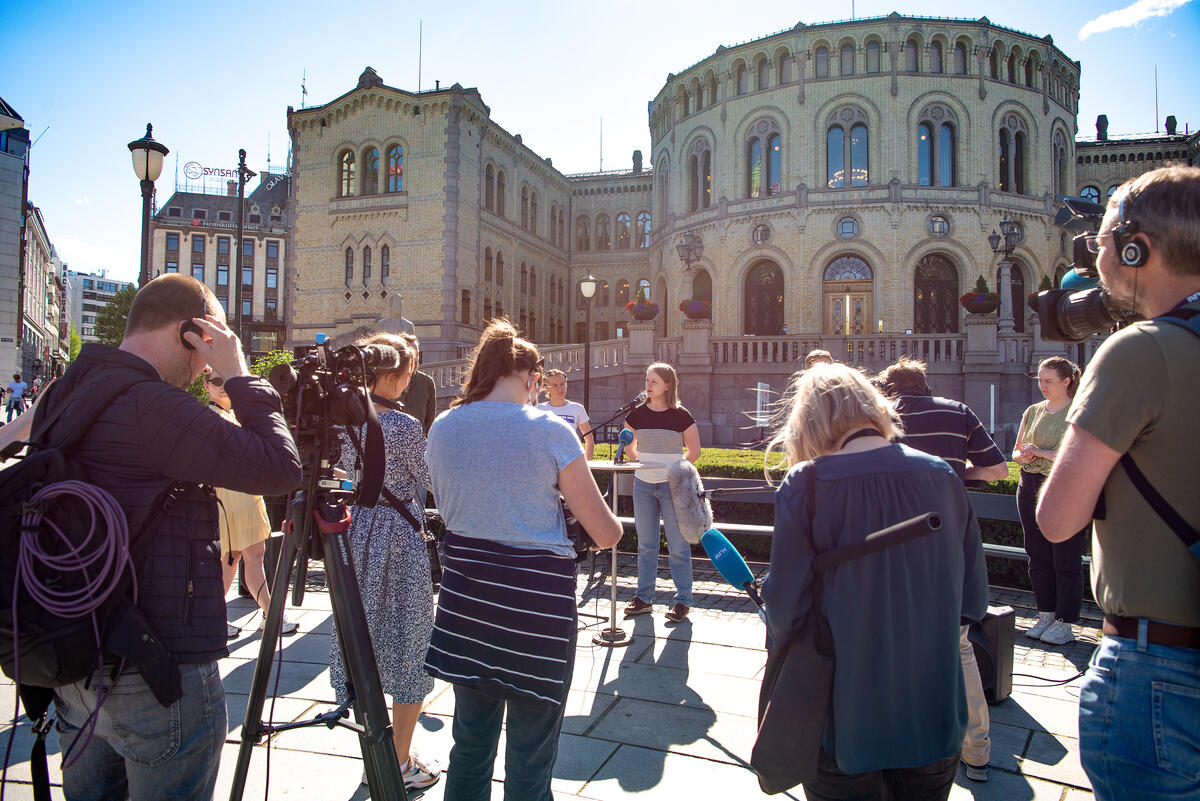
[988, 217, 1021, 331]
[579, 273, 598, 411]
[676, 230, 704, 272]
[127, 124, 169, 287]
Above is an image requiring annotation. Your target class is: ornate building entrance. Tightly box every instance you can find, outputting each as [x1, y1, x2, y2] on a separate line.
[822, 255, 873, 335]
[744, 260, 784, 335]
[914, 254, 960, 333]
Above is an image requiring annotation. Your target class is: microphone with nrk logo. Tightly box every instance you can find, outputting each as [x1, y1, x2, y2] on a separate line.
[613, 428, 634, 463]
[701, 528, 765, 621]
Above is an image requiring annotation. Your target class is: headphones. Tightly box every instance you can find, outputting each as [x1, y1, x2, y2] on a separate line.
[179, 282, 206, 350]
[1112, 195, 1149, 268]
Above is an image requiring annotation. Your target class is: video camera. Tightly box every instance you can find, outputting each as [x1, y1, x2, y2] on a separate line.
[1033, 197, 1142, 342]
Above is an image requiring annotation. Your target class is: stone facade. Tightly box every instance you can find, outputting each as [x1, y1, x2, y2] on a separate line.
[0, 98, 30, 380]
[1075, 113, 1200, 211]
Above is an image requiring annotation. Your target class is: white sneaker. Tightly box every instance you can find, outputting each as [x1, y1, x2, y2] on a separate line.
[258, 614, 299, 635]
[1040, 618, 1075, 645]
[402, 754, 443, 791]
[1026, 611, 1055, 639]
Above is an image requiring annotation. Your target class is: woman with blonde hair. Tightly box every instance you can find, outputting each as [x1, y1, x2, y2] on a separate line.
[329, 332, 441, 792]
[424, 319, 621, 801]
[763, 363, 987, 800]
[623, 362, 702, 623]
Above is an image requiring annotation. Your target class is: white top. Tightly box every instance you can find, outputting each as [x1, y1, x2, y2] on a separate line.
[536, 400, 589, 434]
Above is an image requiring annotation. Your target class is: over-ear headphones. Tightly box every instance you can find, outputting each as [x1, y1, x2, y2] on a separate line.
[1112, 195, 1149, 268]
[179, 282, 206, 349]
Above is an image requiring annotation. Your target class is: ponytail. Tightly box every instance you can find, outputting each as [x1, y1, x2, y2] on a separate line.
[1039, 356, 1082, 398]
[452, 318, 540, 407]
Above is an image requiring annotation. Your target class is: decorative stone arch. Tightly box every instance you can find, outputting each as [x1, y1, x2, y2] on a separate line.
[702, 69, 719, 105]
[773, 45, 792, 83]
[822, 103, 873, 189]
[952, 36, 973, 73]
[862, 35, 885, 73]
[901, 237, 978, 288]
[993, 103, 1038, 194]
[684, 132, 715, 212]
[834, 36, 857, 75]
[821, 253, 874, 335]
[654, 149, 671, 222]
[810, 38, 834, 78]
[903, 32, 925, 72]
[743, 259, 786, 335]
[741, 115, 786, 198]
[751, 51, 773, 90]
[731, 57, 750, 95]
[911, 251, 962, 333]
[1052, 260, 1071, 287]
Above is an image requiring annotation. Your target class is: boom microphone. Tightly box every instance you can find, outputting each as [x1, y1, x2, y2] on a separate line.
[700, 528, 764, 618]
[667, 460, 711, 544]
[613, 428, 634, 463]
[618, 392, 647, 412]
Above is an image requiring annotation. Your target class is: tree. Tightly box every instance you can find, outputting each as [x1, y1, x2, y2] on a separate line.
[68, 323, 81, 362]
[93, 285, 138, 347]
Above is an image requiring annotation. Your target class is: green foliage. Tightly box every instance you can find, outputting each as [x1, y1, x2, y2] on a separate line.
[93, 285, 137, 347]
[187, 374, 208, 404]
[973, 274, 991, 295]
[1038, 274, 1053, 291]
[250, 348, 295, 379]
[68, 323, 81, 362]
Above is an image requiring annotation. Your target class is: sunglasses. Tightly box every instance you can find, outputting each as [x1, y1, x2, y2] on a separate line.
[205, 374, 224, 387]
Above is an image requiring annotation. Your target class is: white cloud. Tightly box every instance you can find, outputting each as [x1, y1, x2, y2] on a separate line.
[73, 196, 90, 206]
[1079, 0, 1194, 39]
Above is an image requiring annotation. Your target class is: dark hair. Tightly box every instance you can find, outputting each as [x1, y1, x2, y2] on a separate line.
[1039, 356, 1082, 397]
[876, 355, 929, 398]
[453, 318, 539, 408]
[355, 332, 416, 384]
[125, 274, 215, 338]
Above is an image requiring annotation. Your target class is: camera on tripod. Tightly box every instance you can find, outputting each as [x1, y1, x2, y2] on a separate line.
[1033, 197, 1142, 342]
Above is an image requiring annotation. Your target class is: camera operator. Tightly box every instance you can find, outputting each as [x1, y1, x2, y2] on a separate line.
[36, 274, 302, 801]
[1037, 166, 1200, 801]
[424, 319, 621, 801]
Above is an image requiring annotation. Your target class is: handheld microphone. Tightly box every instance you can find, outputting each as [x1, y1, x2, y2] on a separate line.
[613, 428, 634, 463]
[667, 460, 711, 544]
[700, 528, 764, 618]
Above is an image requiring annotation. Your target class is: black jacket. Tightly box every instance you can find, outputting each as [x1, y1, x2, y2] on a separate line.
[36, 344, 302, 663]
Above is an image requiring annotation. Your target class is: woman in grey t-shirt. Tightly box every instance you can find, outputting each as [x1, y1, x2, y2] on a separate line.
[424, 320, 620, 801]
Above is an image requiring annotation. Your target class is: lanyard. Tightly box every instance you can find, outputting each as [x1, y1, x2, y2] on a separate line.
[1171, 290, 1200, 311]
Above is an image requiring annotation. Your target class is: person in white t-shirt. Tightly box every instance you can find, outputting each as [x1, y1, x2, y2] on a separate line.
[6, 374, 28, 423]
[537, 369, 594, 459]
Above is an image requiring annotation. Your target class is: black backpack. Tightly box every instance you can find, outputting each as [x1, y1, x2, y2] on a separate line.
[0, 377, 183, 800]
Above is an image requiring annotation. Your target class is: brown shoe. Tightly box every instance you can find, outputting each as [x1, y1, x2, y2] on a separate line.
[665, 603, 690, 622]
[624, 598, 653, 617]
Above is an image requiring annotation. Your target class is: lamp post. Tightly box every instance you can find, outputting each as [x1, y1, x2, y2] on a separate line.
[676, 230, 704, 272]
[579, 273, 598, 411]
[988, 218, 1020, 332]
[231, 149, 256, 342]
[127, 124, 169, 287]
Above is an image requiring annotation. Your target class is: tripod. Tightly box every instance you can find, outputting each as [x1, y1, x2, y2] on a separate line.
[228, 435, 408, 800]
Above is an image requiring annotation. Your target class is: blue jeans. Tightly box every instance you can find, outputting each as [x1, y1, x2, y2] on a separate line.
[633, 478, 693, 607]
[1078, 626, 1200, 800]
[54, 661, 226, 801]
[443, 632, 577, 801]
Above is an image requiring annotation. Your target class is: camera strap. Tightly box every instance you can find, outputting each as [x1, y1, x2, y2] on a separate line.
[352, 389, 387, 509]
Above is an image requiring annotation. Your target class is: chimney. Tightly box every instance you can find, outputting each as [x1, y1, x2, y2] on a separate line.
[227, 180, 237, 196]
[632, 150, 643, 173]
[1166, 115, 1178, 136]
[435, 80, 440, 90]
[1096, 115, 1109, 141]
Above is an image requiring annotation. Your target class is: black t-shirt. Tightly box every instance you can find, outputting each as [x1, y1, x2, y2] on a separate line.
[625, 404, 695, 433]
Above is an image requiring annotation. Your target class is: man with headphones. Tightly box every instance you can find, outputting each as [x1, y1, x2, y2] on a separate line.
[1038, 166, 1200, 801]
[33, 274, 302, 801]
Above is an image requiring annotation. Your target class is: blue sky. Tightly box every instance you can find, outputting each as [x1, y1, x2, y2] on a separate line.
[4, 0, 1197, 283]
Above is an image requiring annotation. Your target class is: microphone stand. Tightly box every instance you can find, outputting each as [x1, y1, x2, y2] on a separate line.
[589, 400, 644, 455]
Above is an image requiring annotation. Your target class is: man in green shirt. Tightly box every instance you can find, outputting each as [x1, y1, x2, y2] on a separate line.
[1038, 166, 1200, 800]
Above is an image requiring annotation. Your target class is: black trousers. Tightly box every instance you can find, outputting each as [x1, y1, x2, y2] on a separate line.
[801, 749, 959, 801]
[1017, 471, 1089, 623]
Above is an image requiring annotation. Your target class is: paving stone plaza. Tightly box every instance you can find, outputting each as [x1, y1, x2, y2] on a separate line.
[1, 552, 1100, 800]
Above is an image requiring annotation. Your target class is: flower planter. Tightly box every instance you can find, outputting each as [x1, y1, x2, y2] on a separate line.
[679, 299, 711, 320]
[963, 296, 999, 315]
[629, 306, 659, 321]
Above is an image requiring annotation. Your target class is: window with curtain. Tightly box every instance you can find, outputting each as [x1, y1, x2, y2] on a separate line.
[954, 42, 967, 74]
[866, 40, 880, 73]
[576, 217, 590, 251]
[362, 147, 379, 194]
[595, 216, 610, 250]
[917, 105, 957, 186]
[687, 138, 712, 211]
[905, 38, 920, 72]
[840, 43, 854, 76]
[757, 59, 769, 90]
[815, 46, 829, 78]
[930, 41, 943, 73]
[496, 171, 506, 216]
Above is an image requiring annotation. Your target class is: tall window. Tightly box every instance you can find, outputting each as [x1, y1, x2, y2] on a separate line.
[636, 211, 651, 248]
[266, 240, 279, 259]
[990, 47, 1000, 79]
[827, 108, 869, 188]
[905, 37, 920, 72]
[840, 43, 854, 76]
[550, 207, 558, 244]
[616, 213, 631, 249]
[484, 247, 493, 281]
[166, 233, 179, 252]
[777, 53, 790, 84]
[344, 248, 353, 285]
[485, 165, 494, 210]
[1007, 52, 1016, 83]
[530, 192, 538, 235]
[680, 87, 690, 116]
[757, 58, 769, 90]
[363, 246, 371, 285]
[386, 145, 403, 192]
[1024, 58, 1033, 87]
[521, 263, 528, 294]
[687, 138, 712, 211]
[558, 214, 564, 248]
[617, 279, 630, 305]
[381, 245, 389, 284]
[815, 46, 829, 78]
[530, 266, 537, 297]
[461, 290, 471, 324]
[266, 264, 278, 289]
[339, 150, 356, 197]
[521, 187, 529, 229]
[363, 147, 379, 194]
[1052, 131, 1069, 197]
[917, 105, 957, 186]
[866, 40, 880, 73]
[496, 171, 506, 216]
[736, 64, 747, 94]
[998, 114, 1029, 194]
[595, 215, 611, 250]
[496, 252, 504, 285]
[954, 42, 967, 74]
[930, 41, 943, 73]
[576, 217, 590, 251]
[217, 264, 229, 287]
[746, 119, 783, 197]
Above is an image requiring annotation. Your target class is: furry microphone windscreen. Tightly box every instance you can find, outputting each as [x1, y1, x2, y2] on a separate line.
[667, 460, 712, 544]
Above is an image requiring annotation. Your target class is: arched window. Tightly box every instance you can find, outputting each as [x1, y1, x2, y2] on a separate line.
[822, 256, 873, 335]
[777, 52, 791, 84]
[930, 41, 943, 74]
[990, 46, 1000, 79]
[757, 58, 770, 90]
[344, 247, 353, 285]
[338, 150, 356, 197]
[680, 87, 690, 116]
[914, 254, 959, 333]
[1007, 52, 1016, 83]
[744, 260, 784, 335]
[381, 244, 389, 284]
[736, 63, 748, 95]
[550, 207, 558, 243]
[496, 252, 504, 285]
[597, 280, 610, 306]
[637, 278, 651, 300]
[520, 187, 529, 229]
[530, 191, 538, 235]
[386, 145, 403, 192]
[520, 262, 528, 294]
[1080, 185, 1100, 203]
[576, 217, 590, 251]
[595, 215, 611, 250]
[866, 40, 881, 73]
[485, 165, 494, 210]
[1052, 131, 1069, 197]
[814, 46, 829, 78]
[636, 211, 651, 248]
[840, 43, 854, 76]
[707, 71, 718, 104]
[827, 107, 869, 188]
[657, 154, 670, 222]
[954, 42, 967, 74]
[496, 171, 506, 216]
[998, 114, 1029, 194]
[1024, 58, 1034, 87]
[692, 269, 712, 302]
[617, 279, 630, 305]
[687, 138, 712, 211]
[484, 247, 493, 281]
[917, 105, 957, 186]
[905, 37, 920, 72]
[1107, 184, 1120, 200]
[362, 245, 371, 285]
[616, 212, 632, 249]
[558, 214, 565, 248]
[362, 147, 379, 194]
[746, 118, 782, 197]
